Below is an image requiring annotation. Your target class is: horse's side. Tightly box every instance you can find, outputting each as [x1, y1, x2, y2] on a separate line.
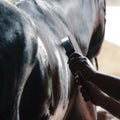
[0, 0, 106, 120]
[0, 1, 38, 119]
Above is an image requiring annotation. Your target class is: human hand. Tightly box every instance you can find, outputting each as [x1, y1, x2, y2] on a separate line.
[80, 81, 106, 106]
[68, 53, 96, 80]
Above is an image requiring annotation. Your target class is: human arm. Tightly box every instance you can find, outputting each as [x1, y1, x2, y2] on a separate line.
[68, 53, 120, 100]
[80, 81, 120, 119]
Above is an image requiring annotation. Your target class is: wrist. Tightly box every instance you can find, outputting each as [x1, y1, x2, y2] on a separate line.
[87, 70, 98, 82]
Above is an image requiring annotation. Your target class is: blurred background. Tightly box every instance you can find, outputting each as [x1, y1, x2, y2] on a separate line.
[98, 0, 120, 77]
[97, 1, 120, 119]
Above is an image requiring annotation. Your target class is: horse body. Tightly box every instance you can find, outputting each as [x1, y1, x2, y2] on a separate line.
[0, 0, 106, 120]
[0, 1, 38, 119]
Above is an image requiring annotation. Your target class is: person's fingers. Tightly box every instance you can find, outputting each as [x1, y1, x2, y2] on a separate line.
[68, 52, 84, 64]
[80, 81, 104, 105]
[80, 86, 91, 101]
[68, 53, 96, 82]
[69, 52, 82, 60]
[68, 59, 82, 75]
[68, 56, 86, 70]
[68, 54, 89, 69]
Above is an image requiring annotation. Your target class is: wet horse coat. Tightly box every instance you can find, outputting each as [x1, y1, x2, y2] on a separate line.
[0, 0, 106, 120]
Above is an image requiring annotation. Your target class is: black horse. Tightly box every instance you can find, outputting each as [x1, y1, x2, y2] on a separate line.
[0, 0, 106, 120]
